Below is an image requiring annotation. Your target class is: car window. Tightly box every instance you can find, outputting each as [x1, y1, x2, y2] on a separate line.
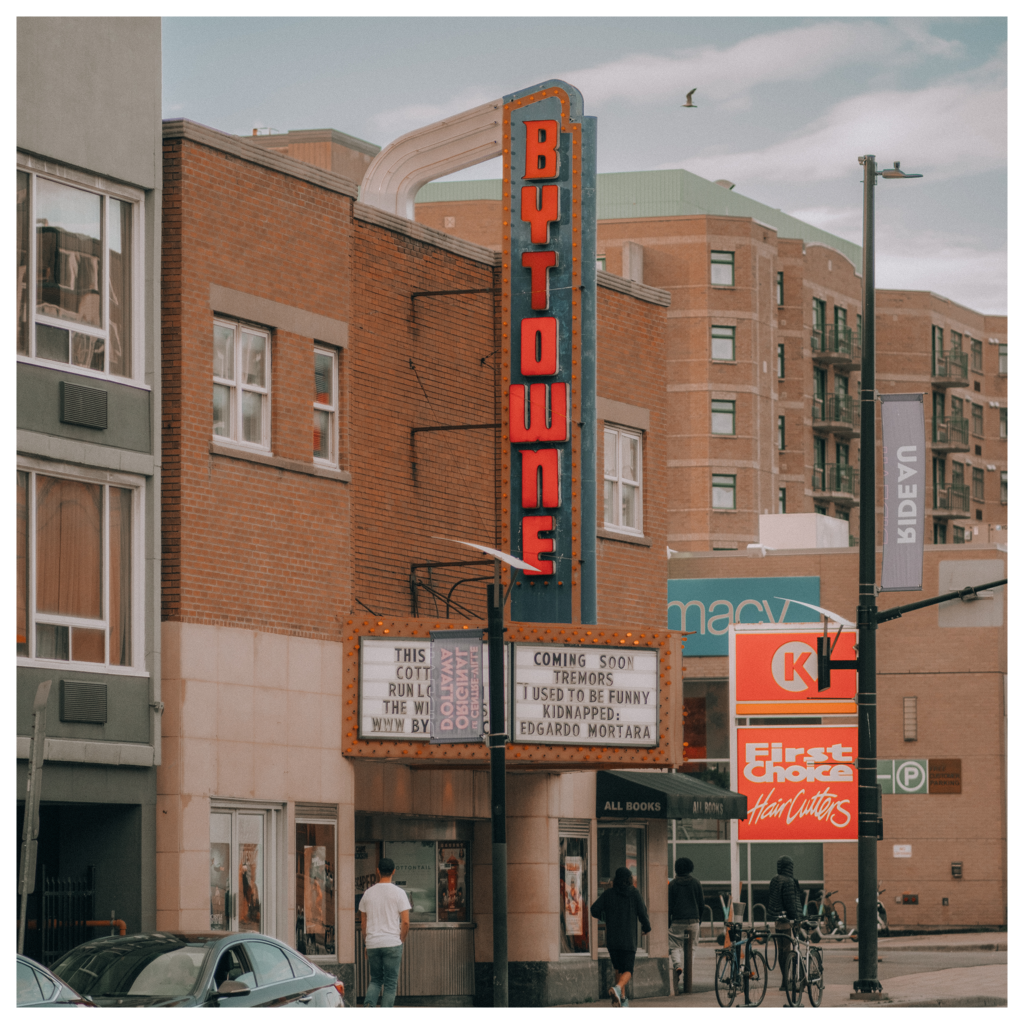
[127, 948, 207, 996]
[213, 945, 252, 990]
[33, 966, 57, 1000]
[17, 960, 43, 1004]
[284, 949, 315, 978]
[244, 941, 295, 987]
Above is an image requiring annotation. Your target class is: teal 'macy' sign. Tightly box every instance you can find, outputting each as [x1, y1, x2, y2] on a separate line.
[667, 577, 821, 656]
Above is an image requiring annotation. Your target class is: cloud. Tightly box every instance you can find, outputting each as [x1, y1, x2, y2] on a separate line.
[677, 70, 1005, 184]
[371, 90, 500, 142]
[557, 19, 959, 107]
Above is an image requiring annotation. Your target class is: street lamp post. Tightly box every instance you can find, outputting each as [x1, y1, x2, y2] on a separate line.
[854, 155, 921, 997]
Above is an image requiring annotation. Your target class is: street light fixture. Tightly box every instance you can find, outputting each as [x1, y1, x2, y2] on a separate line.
[853, 155, 922, 998]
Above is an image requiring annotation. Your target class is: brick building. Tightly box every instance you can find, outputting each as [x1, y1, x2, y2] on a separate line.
[158, 116, 682, 1004]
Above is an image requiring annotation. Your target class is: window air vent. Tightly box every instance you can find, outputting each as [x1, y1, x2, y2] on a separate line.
[60, 381, 108, 429]
[60, 679, 108, 724]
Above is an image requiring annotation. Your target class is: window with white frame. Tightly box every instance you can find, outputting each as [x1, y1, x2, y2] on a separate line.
[17, 162, 142, 380]
[711, 325, 735, 361]
[710, 250, 734, 286]
[711, 399, 735, 435]
[213, 319, 271, 448]
[712, 474, 736, 510]
[17, 463, 140, 667]
[603, 425, 642, 534]
[313, 347, 338, 464]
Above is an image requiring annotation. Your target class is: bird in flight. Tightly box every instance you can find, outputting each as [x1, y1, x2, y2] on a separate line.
[682, 88, 697, 108]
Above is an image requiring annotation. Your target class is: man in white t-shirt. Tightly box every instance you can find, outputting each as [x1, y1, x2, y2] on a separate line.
[359, 857, 411, 1007]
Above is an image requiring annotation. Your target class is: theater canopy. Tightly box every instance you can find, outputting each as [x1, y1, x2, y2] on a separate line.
[597, 770, 747, 820]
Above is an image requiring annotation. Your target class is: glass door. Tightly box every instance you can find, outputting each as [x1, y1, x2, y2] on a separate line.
[210, 809, 269, 933]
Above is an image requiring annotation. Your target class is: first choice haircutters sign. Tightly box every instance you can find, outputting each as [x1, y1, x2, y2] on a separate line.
[501, 80, 597, 625]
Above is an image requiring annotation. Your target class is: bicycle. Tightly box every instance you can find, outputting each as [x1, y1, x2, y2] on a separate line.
[714, 921, 770, 1008]
[784, 916, 825, 1007]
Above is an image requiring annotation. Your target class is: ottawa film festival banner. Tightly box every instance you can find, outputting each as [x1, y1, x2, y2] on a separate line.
[563, 856, 585, 936]
[429, 629, 485, 743]
[880, 393, 925, 592]
[303, 846, 327, 937]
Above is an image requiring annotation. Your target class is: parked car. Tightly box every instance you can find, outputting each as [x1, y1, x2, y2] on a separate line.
[17, 954, 95, 1007]
[49, 933, 345, 1008]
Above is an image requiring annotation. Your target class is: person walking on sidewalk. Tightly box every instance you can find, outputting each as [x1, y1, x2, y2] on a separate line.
[591, 867, 651, 1007]
[359, 857, 411, 1007]
[767, 855, 802, 990]
[668, 857, 705, 994]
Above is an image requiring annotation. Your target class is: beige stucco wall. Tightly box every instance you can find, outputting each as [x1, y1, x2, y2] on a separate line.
[157, 621, 354, 962]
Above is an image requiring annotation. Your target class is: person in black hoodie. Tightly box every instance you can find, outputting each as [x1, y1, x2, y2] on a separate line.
[591, 867, 651, 1007]
[667, 857, 705, 993]
[767, 855, 803, 990]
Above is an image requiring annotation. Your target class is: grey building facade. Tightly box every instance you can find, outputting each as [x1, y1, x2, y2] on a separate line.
[17, 17, 162, 958]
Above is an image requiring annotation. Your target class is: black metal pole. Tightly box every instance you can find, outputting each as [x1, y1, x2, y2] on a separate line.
[487, 579, 508, 1006]
[854, 155, 883, 995]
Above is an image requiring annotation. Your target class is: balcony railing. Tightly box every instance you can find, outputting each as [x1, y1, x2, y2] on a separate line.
[812, 393, 860, 432]
[932, 415, 969, 449]
[932, 349, 968, 384]
[812, 463, 859, 496]
[811, 325, 862, 364]
[933, 482, 971, 515]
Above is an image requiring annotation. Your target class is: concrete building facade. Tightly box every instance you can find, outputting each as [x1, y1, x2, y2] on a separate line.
[16, 16, 164, 958]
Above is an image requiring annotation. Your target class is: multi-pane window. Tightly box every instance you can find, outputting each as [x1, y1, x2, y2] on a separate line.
[1000, 407, 1007, 439]
[951, 462, 964, 489]
[814, 436, 827, 469]
[835, 374, 849, 397]
[1001, 471, 1007, 504]
[711, 399, 735, 435]
[813, 367, 827, 400]
[950, 396, 963, 420]
[972, 403, 984, 436]
[776, 271, 784, 306]
[213, 319, 271, 448]
[836, 442, 849, 466]
[777, 416, 786, 450]
[711, 474, 736, 510]
[812, 298, 826, 332]
[999, 343, 1007, 374]
[296, 817, 337, 959]
[972, 467, 985, 501]
[814, 504, 828, 516]
[604, 426, 642, 534]
[710, 250, 734, 286]
[777, 343, 785, 379]
[711, 325, 735, 360]
[835, 306, 847, 330]
[953, 526, 965, 544]
[778, 487, 786, 514]
[903, 697, 918, 741]
[313, 347, 337, 464]
[596, 255, 606, 272]
[856, 313, 863, 337]
[17, 466, 137, 667]
[934, 522, 947, 545]
[971, 337, 983, 371]
[17, 165, 139, 378]
[933, 457, 946, 489]
[950, 330, 963, 351]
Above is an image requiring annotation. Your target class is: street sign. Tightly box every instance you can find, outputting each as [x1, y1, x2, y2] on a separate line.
[736, 724, 858, 842]
[730, 624, 858, 715]
[893, 844, 912, 858]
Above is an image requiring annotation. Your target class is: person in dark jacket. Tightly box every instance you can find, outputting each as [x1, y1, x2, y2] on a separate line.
[590, 867, 651, 1007]
[767, 856, 803, 989]
[667, 857, 705, 993]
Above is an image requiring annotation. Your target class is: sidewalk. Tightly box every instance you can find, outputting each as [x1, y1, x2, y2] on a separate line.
[556, 932, 1007, 1008]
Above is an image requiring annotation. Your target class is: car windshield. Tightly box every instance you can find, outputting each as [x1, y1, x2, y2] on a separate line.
[55, 937, 211, 998]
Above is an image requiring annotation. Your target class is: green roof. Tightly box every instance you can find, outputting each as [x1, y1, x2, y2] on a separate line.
[416, 168, 861, 274]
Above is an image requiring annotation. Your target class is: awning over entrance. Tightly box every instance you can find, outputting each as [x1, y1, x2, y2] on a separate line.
[597, 770, 748, 821]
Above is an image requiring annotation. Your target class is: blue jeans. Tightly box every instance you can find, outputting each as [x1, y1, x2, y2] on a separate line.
[365, 944, 403, 1007]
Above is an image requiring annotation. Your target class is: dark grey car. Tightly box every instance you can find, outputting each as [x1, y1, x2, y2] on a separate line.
[50, 933, 345, 1008]
[17, 955, 94, 1007]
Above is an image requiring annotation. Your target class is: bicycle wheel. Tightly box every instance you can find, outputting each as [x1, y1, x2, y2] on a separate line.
[807, 947, 824, 1007]
[786, 951, 806, 1007]
[715, 951, 739, 1008]
[764, 932, 778, 970]
[745, 949, 769, 1007]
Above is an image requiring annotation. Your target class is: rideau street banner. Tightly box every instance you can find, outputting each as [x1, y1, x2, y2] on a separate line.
[880, 393, 925, 592]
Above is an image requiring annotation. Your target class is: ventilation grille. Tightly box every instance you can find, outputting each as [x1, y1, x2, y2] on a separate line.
[296, 802, 338, 820]
[60, 680, 108, 724]
[558, 818, 591, 838]
[60, 381, 108, 429]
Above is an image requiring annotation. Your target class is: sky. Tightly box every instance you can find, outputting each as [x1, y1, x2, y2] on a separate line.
[162, 15, 1008, 314]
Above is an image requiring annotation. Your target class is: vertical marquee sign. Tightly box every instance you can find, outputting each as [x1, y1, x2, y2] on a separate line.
[501, 80, 597, 625]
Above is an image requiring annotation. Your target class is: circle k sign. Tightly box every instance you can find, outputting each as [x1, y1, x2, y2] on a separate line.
[732, 626, 859, 702]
